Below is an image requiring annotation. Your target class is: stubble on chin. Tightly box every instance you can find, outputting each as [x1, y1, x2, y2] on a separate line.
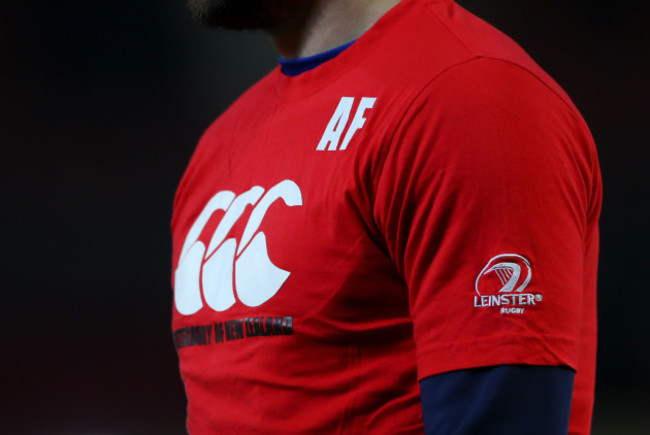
[186, 0, 300, 30]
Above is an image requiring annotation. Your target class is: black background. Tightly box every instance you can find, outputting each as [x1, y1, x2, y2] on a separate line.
[2, 1, 648, 433]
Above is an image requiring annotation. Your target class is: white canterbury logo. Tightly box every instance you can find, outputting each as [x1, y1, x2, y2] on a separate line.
[174, 180, 302, 315]
[317, 96, 376, 151]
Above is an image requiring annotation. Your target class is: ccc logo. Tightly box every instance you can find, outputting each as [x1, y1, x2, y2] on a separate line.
[174, 180, 302, 315]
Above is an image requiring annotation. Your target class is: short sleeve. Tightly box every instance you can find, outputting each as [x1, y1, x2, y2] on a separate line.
[373, 58, 601, 380]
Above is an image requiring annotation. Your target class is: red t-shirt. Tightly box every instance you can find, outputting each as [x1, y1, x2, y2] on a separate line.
[171, 0, 601, 433]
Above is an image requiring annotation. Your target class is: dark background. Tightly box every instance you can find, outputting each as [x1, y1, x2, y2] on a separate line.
[2, 1, 648, 433]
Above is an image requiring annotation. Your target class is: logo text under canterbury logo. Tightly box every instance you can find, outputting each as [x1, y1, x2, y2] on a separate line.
[317, 96, 376, 151]
[174, 180, 302, 315]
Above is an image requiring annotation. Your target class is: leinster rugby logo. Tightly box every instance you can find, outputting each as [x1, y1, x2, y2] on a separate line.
[474, 254, 542, 315]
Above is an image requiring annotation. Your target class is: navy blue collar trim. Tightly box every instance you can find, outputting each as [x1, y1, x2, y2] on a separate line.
[279, 40, 357, 76]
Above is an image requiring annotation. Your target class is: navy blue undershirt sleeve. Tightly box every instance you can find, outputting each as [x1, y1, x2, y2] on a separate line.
[279, 40, 356, 76]
[420, 365, 575, 435]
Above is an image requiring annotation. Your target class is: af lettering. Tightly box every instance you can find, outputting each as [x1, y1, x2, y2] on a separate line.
[317, 96, 377, 151]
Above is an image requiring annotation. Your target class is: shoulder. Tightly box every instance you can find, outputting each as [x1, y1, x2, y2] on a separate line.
[378, 56, 599, 219]
[367, 0, 580, 116]
[389, 55, 594, 163]
[410, 57, 583, 128]
[207, 68, 280, 134]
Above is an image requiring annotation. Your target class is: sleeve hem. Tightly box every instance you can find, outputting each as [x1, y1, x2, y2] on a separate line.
[416, 333, 578, 381]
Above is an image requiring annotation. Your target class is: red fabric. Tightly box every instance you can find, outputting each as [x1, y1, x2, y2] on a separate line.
[171, 0, 601, 433]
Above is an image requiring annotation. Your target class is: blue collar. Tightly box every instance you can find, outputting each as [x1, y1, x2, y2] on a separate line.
[278, 40, 356, 76]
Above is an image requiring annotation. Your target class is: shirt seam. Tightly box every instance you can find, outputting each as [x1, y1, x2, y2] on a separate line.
[416, 332, 579, 379]
[426, 1, 593, 133]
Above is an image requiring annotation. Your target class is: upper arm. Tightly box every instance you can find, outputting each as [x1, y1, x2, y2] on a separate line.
[373, 58, 601, 379]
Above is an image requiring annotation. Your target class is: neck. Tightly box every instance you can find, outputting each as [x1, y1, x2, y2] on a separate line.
[268, 0, 402, 59]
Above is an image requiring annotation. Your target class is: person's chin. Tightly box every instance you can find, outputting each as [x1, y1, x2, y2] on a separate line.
[187, 0, 280, 30]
